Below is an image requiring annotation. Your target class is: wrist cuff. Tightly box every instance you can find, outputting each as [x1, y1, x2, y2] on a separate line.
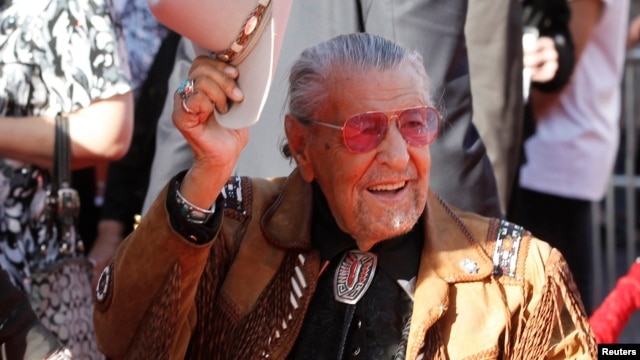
[175, 187, 216, 224]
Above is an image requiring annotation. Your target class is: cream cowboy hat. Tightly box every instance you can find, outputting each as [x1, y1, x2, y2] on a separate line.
[148, 0, 292, 129]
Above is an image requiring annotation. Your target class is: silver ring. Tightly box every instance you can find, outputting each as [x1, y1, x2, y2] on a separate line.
[177, 79, 195, 99]
[181, 96, 195, 114]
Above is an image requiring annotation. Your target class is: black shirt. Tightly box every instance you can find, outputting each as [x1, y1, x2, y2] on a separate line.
[288, 183, 423, 359]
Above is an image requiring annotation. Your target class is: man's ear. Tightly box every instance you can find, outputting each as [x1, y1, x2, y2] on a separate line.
[284, 115, 315, 182]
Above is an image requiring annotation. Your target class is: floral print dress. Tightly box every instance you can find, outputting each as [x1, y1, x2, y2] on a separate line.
[112, 0, 168, 98]
[0, 0, 131, 293]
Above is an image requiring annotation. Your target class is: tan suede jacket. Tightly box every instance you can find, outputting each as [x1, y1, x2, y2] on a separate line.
[94, 170, 597, 359]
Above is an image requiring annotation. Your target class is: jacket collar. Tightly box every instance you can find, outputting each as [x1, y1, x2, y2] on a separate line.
[261, 168, 315, 250]
[261, 169, 496, 282]
[421, 194, 496, 282]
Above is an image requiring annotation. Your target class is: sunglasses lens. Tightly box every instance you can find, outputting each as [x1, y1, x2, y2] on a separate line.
[399, 107, 439, 146]
[343, 113, 388, 152]
[340, 107, 439, 153]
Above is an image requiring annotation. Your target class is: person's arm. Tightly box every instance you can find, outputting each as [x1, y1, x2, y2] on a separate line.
[589, 259, 640, 343]
[148, 0, 257, 54]
[94, 56, 246, 358]
[0, 93, 134, 170]
[545, 250, 598, 358]
[94, 174, 223, 358]
[530, 0, 604, 119]
[524, 0, 575, 92]
[141, 37, 197, 215]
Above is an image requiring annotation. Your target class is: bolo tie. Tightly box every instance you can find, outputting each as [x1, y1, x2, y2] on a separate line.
[333, 250, 378, 359]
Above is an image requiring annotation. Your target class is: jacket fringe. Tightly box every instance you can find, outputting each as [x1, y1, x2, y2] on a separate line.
[512, 250, 597, 359]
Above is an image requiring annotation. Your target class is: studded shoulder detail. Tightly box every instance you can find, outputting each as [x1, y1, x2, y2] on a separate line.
[222, 176, 251, 220]
[491, 220, 525, 278]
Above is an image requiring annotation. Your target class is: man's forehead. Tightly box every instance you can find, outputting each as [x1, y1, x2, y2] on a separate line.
[323, 68, 428, 116]
[327, 65, 426, 92]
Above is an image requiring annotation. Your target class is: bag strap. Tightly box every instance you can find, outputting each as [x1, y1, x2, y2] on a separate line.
[48, 113, 82, 254]
[52, 113, 71, 193]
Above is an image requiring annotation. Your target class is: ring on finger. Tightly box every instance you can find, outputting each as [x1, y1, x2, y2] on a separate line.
[177, 78, 195, 99]
[181, 96, 195, 114]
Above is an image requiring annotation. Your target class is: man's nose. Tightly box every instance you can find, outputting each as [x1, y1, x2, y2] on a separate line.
[375, 121, 410, 168]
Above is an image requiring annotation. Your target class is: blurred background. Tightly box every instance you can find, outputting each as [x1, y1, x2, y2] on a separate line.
[593, 0, 640, 343]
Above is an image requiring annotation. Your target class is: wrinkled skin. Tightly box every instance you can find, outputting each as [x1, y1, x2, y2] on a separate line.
[285, 66, 432, 251]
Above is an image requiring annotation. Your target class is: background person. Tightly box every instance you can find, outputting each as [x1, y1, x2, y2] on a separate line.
[513, 0, 630, 314]
[0, 0, 133, 356]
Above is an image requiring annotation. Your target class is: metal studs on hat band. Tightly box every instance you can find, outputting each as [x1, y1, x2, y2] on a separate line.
[214, 0, 272, 64]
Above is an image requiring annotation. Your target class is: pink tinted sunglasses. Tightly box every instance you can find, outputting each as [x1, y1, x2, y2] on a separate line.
[308, 106, 440, 153]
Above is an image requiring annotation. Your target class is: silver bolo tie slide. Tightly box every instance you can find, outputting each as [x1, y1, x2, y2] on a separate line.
[333, 250, 378, 305]
[333, 250, 378, 359]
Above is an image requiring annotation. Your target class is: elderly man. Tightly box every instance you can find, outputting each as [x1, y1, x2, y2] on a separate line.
[94, 33, 595, 359]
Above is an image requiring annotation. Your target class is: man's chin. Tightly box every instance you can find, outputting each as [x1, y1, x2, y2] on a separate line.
[352, 222, 416, 249]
